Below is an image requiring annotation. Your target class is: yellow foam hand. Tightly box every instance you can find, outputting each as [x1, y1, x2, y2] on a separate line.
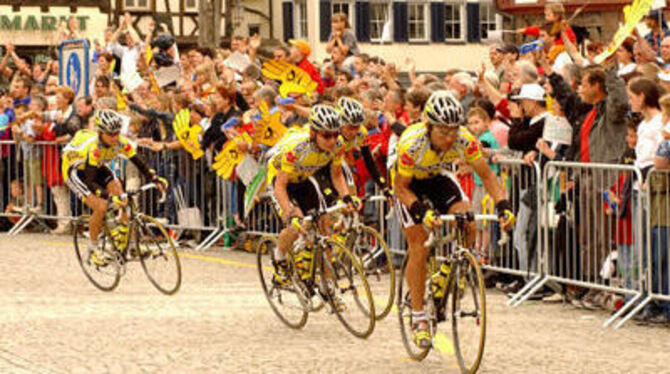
[253, 100, 287, 147]
[172, 109, 204, 160]
[212, 132, 252, 179]
[261, 59, 317, 97]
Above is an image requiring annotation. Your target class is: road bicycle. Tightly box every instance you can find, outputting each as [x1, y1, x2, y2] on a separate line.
[73, 183, 182, 295]
[398, 211, 507, 373]
[256, 203, 376, 339]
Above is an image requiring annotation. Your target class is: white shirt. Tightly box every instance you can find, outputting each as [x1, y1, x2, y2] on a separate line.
[108, 43, 142, 78]
[635, 112, 664, 170]
[551, 51, 573, 76]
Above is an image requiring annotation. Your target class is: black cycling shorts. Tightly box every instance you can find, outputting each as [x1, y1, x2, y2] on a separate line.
[270, 170, 333, 223]
[395, 172, 468, 228]
[66, 165, 116, 200]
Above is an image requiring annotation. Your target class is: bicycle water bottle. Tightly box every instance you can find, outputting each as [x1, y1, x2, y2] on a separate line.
[430, 263, 452, 299]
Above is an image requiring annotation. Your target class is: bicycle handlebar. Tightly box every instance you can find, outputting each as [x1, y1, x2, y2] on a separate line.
[424, 214, 510, 248]
[112, 183, 166, 207]
[302, 202, 348, 224]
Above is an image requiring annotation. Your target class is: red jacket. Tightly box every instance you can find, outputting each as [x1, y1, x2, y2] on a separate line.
[298, 58, 325, 94]
[523, 25, 577, 46]
[37, 122, 64, 188]
[603, 173, 632, 245]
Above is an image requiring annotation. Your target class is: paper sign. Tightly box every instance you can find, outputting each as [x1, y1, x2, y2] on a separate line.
[212, 132, 253, 179]
[594, 0, 654, 64]
[243, 167, 267, 218]
[155, 65, 180, 87]
[120, 71, 144, 92]
[224, 52, 252, 73]
[236, 155, 261, 186]
[542, 115, 573, 146]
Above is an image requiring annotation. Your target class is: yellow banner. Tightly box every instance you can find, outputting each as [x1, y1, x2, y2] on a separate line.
[212, 132, 253, 179]
[594, 0, 654, 64]
[253, 100, 287, 147]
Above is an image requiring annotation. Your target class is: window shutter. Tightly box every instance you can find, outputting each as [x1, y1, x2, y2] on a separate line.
[392, 1, 408, 42]
[466, 2, 480, 43]
[355, 1, 371, 42]
[282, 1, 294, 42]
[430, 2, 445, 42]
[320, 0, 332, 42]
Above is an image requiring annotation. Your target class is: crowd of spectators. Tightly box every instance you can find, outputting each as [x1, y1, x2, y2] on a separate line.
[0, 5, 669, 324]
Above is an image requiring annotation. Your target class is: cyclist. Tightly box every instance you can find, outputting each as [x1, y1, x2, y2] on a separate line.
[333, 96, 388, 196]
[61, 109, 168, 265]
[266, 104, 355, 304]
[391, 91, 515, 349]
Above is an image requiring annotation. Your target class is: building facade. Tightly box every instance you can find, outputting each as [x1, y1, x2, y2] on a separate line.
[271, 0, 506, 72]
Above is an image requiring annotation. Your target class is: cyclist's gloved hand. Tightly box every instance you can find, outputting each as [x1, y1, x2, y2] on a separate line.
[152, 175, 169, 192]
[409, 201, 441, 228]
[341, 194, 362, 210]
[290, 216, 305, 233]
[111, 195, 127, 209]
[496, 200, 515, 230]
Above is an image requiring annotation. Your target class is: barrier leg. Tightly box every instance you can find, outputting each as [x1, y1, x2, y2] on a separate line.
[602, 292, 642, 328]
[506, 275, 543, 306]
[196, 228, 227, 252]
[8, 214, 34, 236]
[614, 295, 653, 329]
[512, 276, 549, 307]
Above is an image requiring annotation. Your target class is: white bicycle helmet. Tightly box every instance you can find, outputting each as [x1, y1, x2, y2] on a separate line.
[423, 90, 464, 128]
[337, 97, 365, 126]
[96, 109, 123, 133]
[309, 104, 342, 132]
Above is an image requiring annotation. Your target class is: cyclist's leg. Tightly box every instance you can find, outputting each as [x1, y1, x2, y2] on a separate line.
[448, 201, 476, 248]
[404, 224, 430, 312]
[428, 172, 475, 246]
[66, 167, 107, 243]
[105, 177, 128, 223]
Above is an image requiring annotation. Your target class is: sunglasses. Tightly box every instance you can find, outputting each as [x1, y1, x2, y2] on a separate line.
[318, 132, 339, 140]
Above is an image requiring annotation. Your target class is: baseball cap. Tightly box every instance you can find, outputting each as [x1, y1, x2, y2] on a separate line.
[511, 83, 546, 101]
[289, 39, 311, 57]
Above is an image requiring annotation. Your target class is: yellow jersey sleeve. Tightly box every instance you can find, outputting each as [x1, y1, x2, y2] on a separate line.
[119, 136, 138, 159]
[458, 128, 483, 164]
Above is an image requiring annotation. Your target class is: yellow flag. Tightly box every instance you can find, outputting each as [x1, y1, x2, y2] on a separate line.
[145, 45, 154, 66]
[212, 132, 252, 179]
[253, 100, 287, 147]
[261, 59, 318, 97]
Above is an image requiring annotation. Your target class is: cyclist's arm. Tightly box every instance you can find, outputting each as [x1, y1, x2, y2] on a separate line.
[470, 157, 506, 203]
[360, 145, 386, 189]
[330, 161, 350, 198]
[128, 153, 157, 180]
[274, 170, 301, 220]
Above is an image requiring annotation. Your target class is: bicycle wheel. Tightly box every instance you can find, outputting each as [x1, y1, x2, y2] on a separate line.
[349, 226, 395, 320]
[322, 239, 375, 339]
[135, 214, 182, 295]
[256, 235, 308, 329]
[397, 255, 434, 361]
[72, 216, 120, 292]
[449, 250, 486, 374]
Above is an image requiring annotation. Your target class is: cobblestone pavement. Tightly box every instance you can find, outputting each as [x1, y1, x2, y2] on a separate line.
[1, 233, 669, 374]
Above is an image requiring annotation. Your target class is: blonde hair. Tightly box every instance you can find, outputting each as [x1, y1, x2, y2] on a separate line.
[467, 107, 491, 121]
[545, 3, 566, 21]
[332, 13, 350, 29]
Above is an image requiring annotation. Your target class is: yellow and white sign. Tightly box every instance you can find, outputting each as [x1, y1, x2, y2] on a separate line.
[212, 132, 253, 180]
[253, 100, 287, 147]
[172, 109, 204, 160]
[261, 59, 318, 98]
[595, 0, 654, 64]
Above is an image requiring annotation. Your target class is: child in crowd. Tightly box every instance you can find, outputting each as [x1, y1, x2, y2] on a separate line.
[467, 107, 500, 252]
[604, 118, 638, 300]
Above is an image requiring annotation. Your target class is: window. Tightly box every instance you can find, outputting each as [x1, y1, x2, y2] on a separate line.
[294, 0, 308, 39]
[248, 24, 260, 36]
[332, 1, 355, 30]
[185, 0, 197, 12]
[370, 3, 390, 41]
[480, 1, 502, 40]
[124, 0, 149, 10]
[408, 3, 428, 42]
[445, 1, 465, 42]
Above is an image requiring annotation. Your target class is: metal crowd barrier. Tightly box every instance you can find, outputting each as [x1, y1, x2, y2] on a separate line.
[4, 139, 670, 329]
